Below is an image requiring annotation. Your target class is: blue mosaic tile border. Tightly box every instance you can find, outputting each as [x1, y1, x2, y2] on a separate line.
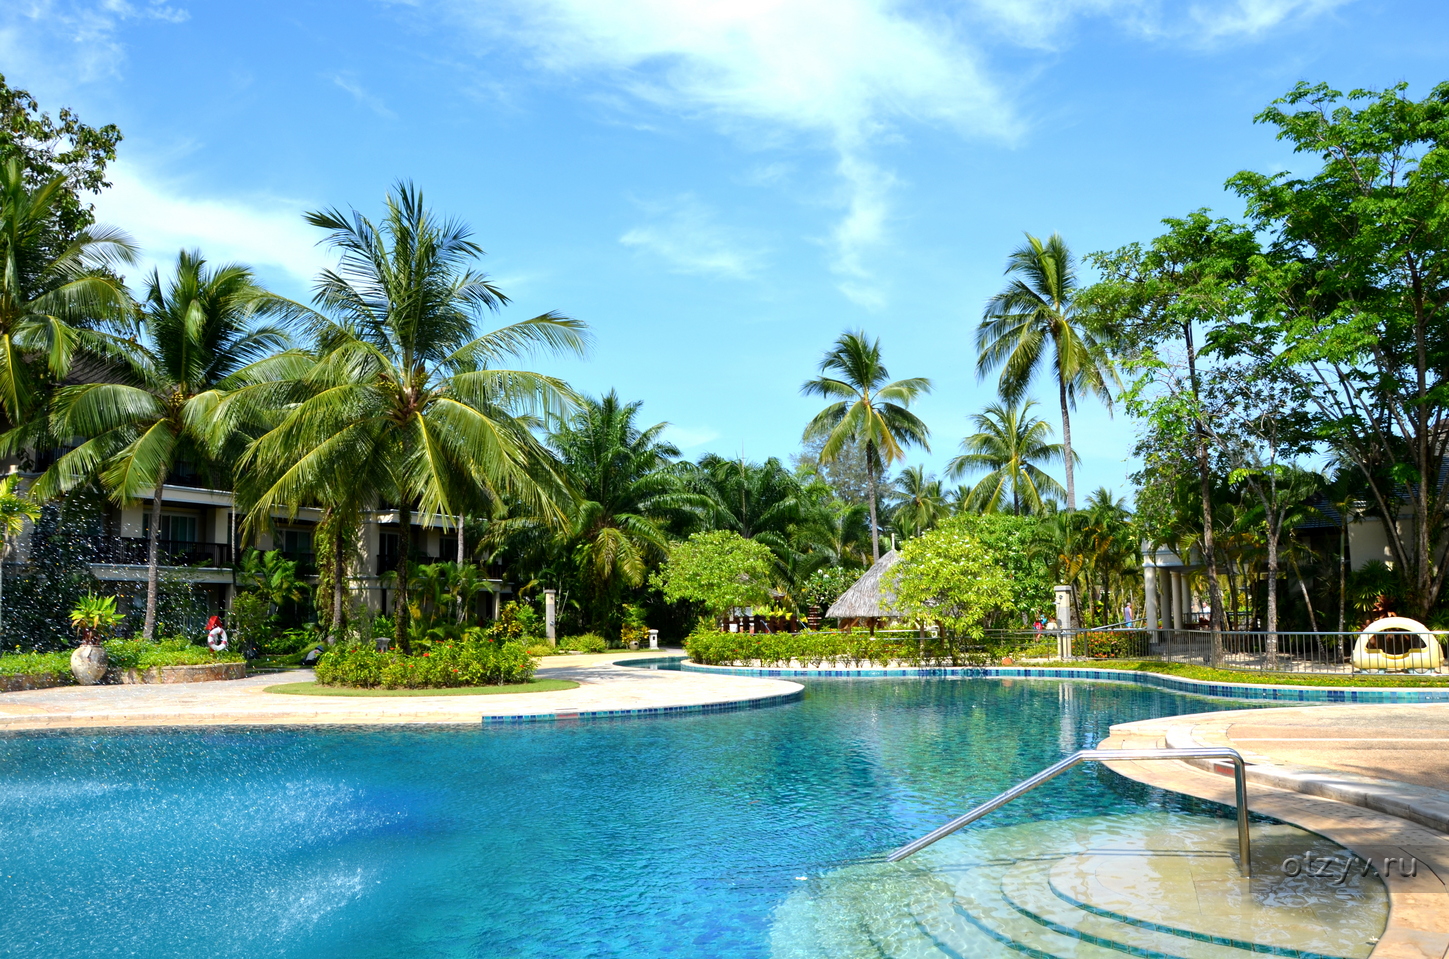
[677, 662, 1449, 704]
[478, 688, 803, 724]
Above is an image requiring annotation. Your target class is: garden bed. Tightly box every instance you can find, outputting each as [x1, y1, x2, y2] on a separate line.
[264, 679, 577, 697]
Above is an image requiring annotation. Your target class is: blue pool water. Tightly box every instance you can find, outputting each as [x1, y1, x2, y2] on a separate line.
[1, 677, 1268, 958]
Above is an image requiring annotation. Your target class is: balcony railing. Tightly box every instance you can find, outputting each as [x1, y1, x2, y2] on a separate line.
[85, 536, 233, 569]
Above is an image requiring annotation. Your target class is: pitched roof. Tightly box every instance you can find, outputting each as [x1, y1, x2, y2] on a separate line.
[826, 549, 902, 619]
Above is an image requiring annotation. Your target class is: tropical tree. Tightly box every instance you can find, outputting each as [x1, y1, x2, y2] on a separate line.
[889, 465, 949, 538]
[689, 453, 822, 579]
[239, 183, 586, 651]
[947, 399, 1069, 515]
[0, 471, 40, 635]
[976, 233, 1116, 511]
[652, 530, 776, 620]
[0, 158, 134, 434]
[493, 392, 705, 635]
[801, 331, 930, 563]
[34, 251, 290, 638]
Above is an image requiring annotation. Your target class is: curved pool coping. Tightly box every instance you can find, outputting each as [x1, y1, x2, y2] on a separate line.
[676, 660, 1449, 703]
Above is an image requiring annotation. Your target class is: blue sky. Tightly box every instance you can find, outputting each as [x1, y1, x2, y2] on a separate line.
[3, 0, 1446, 502]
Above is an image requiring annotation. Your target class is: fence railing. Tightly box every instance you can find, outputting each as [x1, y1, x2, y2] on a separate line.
[84, 536, 233, 569]
[1011, 626, 1449, 675]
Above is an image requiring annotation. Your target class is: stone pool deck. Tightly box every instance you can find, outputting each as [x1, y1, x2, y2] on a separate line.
[0, 652, 802, 729]
[1102, 705, 1449, 959]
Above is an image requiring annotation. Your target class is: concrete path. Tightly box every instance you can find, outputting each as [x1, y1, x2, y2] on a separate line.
[1102, 706, 1449, 959]
[0, 653, 802, 730]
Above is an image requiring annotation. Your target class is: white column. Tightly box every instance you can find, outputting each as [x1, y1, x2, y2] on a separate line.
[1143, 560, 1158, 634]
[544, 588, 557, 646]
[1171, 572, 1185, 630]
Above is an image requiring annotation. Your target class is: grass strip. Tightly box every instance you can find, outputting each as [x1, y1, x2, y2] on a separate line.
[263, 679, 579, 697]
[1036, 659, 1449, 688]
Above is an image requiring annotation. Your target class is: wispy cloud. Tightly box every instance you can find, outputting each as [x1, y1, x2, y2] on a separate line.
[966, 0, 1349, 46]
[90, 161, 327, 287]
[0, 0, 189, 81]
[458, 0, 1013, 305]
[329, 72, 398, 119]
[620, 195, 765, 280]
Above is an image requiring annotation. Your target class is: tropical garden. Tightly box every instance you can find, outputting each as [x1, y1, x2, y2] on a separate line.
[1, 72, 1448, 686]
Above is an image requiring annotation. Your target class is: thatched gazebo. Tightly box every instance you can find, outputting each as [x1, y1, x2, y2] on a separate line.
[826, 550, 901, 634]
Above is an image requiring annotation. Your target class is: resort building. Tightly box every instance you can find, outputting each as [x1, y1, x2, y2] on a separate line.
[4, 468, 510, 623]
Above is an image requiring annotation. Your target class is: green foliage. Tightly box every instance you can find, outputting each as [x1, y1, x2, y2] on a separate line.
[0, 648, 72, 677]
[890, 519, 1015, 638]
[103, 636, 243, 669]
[560, 633, 608, 653]
[314, 637, 537, 689]
[799, 566, 857, 611]
[652, 530, 775, 616]
[230, 591, 273, 649]
[69, 592, 122, 634]
[238, 550, 308, 611]
[941, 514, 1054, 624]
[619, 603, 648, 647]
[484, 601, 542, 643]
[684, 629, 1007, 667]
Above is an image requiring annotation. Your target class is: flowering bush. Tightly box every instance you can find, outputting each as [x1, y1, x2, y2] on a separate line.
[314, 637, 536, 688]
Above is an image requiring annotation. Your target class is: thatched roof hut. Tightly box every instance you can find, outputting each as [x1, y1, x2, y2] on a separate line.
[826, 549, 902, 620]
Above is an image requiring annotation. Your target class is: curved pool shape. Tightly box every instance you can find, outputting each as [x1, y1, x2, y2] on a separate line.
[0, 677, 1380, 958]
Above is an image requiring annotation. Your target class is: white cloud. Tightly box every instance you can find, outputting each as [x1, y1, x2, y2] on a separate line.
[329, 73, 398, 119]
[90, 161, 327, 288]
[0, 0, 189, 81]
[463, 0, 1014, 304]
[620, 195, 765, 280]
[965, 0, 1349, 45]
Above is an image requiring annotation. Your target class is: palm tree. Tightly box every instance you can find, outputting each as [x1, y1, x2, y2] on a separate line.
[947, 399, 1070, 515]
[0, 159, 135, 431]
[690, 454, 818, 581]
[801, 331, 930, 562]
[889, 465, 948, 537]
[976, 233, 1116, 510]
[0, 471, 40, 636]
[240, 182, 587, 651]
[35, 251, 291, 638]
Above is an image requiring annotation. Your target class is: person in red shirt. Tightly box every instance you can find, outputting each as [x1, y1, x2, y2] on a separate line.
[206, 614, 229, 652]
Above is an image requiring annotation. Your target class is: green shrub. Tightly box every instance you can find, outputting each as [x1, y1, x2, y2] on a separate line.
[484, 601, 541, 643]
[560, 633, 608, 653]
[263, 626, 317, 656]
[618, 605, 648, 648]
[0, 648, 73, 677]
[103, 636, 244, 669]
[683, 628, 1005, 667]
[230, 592, 273, 650]
[525, 643, 556, 657]
[314, 636, 537, 689]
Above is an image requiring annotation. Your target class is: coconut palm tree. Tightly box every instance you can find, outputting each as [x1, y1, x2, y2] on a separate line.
[35, 250, 293, 638]
[240, 182, 587, 651]
[976, 233, 1116, 511]
[0, 159, 135, 431]
[889, 465, 948, 537]
[0, 471, 40, 635]
[947, 399, 1071, 515]
[801, 331, 930, 562]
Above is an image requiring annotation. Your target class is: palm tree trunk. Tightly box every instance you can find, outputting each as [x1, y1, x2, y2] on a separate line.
[456, 515, 465, 565]
[1337, 521, 1347, 634]
[1265, 528, 1279, 666]
[331, 523, 345, 642]
[1057, 375, 1076, 512]
[868, 461, 880, 563]
[0, 537, 7, 636]
[144, 469, 168, 640]
[395, 505, 411, 653]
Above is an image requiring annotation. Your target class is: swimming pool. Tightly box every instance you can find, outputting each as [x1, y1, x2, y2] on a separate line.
[0, 677, 1340, 958]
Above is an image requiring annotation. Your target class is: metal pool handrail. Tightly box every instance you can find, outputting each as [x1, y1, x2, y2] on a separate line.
[887, 747, 1253, 877]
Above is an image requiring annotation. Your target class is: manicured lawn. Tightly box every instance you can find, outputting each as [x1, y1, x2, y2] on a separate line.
[1044, 659, 1449, 688]
[263, 679, 579, 697]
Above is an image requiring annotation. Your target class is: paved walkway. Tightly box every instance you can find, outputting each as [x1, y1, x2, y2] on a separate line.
[0, 653, 803, 729]
[1102, 705, 1449, 959]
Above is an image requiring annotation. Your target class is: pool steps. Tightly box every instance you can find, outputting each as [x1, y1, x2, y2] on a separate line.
[770, 815, 1386, 959]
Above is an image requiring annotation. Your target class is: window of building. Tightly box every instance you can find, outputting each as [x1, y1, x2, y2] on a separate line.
[282, 529, 312, 555]
[143, 513, 198, 543]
